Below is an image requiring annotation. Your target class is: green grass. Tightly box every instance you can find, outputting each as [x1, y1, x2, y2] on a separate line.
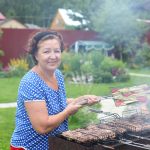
[0, 72, 150, 103]
[129, 68, 150, 74]
[66, 75, 150, 98]
[0, 77, 20, 103]
[0, 74, 150, 149]
[0, 108, 16, 150]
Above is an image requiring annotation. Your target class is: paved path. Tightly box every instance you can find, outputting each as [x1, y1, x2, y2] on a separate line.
[129, 73, 150, 77]
[0, 73, 149, 109]
[0, 102, 16, 108]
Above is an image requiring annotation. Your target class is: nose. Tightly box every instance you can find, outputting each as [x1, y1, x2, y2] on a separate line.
[49, 51, 56, 59]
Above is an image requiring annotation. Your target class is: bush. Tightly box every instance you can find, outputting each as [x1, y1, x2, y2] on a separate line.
[92, 68, 113, 83]
[0, 49, 5, 70]
[130, 43, 150, 69]
[0, 57, 29, 78]
[60, 52, 82, 74]
[0, 49, 4, 57]
[114, 73, 130, 82]
[90, 55, 129, 83]
[0, 71, 7, 78]
[69, 107, 99, 129]
[61, 52, 129, 83]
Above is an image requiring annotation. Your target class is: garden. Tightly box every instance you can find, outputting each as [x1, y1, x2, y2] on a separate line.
[0, 51, 150, 149]
[1, 0, 150, 149]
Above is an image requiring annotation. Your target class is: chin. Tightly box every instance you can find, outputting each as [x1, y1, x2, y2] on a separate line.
[47, 66, 58, 71]
[47, 63, 60, 70]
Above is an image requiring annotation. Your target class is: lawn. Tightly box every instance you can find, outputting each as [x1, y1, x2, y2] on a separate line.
[0, 74, 150, 149]
[0, 108, 15, 150]
[0, 77, 20, 103]
[1, 75, 150, 103]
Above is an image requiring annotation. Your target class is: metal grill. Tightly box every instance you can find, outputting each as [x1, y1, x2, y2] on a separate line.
[49, 110, 150, 150]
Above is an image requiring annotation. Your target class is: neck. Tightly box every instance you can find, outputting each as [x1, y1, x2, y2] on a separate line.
[35, 65, 55, 82]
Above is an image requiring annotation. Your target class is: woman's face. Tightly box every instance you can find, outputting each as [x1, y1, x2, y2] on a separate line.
[35, 38, 61, 72]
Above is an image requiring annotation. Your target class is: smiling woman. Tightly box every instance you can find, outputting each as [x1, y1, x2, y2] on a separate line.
[10, 30, 99, 150]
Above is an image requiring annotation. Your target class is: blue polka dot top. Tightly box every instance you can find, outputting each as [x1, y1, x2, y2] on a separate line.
[11, 69, 68, 150]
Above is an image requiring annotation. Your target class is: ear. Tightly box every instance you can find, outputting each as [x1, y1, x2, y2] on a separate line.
[34, 52, 38, 62]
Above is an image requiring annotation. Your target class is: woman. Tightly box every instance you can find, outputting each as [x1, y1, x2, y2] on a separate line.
[10, 30, 99, 150]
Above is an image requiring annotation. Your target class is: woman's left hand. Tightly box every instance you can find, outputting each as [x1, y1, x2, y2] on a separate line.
[75, 95, 100, 106]
[85, 95, 100, 105]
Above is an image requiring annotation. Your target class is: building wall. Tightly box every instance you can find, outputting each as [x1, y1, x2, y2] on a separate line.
[0, 29, 36, 67]
[0, 29, 100, 67]
[1, 28, 149, 68]
[50, 12, 65, 30]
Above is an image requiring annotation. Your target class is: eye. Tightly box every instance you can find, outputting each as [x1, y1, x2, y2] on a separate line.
[55, 49, 61, 53]
[42, 48, 50, 53]
[43, 50, 49, 54]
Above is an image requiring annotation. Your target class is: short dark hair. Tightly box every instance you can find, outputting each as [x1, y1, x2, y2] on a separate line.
[27, 30, 64, 64]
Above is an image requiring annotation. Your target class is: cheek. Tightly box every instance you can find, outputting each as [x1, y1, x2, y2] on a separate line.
[56, 53, 61, 59]
[35, 53, 45, 62]
[58, 54, 61, 59]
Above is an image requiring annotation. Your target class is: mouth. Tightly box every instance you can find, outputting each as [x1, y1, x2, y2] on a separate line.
[48, 61, 57, 64]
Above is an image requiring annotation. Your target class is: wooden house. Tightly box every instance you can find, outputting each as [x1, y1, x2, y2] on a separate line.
[50, 8, 88, 30]
[0, 19, 26, 29]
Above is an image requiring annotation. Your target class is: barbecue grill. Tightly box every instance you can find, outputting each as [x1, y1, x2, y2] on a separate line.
[49, 109, 150, 150]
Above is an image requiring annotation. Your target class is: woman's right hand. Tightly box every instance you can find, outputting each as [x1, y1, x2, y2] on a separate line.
[65, 101, 82, 116]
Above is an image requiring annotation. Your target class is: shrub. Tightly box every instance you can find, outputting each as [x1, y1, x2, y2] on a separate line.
[114, 73, 130, 82]
[61, 52, 82, 76]
[0, 49, 4, 70]
[61, 52, 129, 83]
[69, 107, 99, 129]
[0, 49, 4, 57]
[130, 42, 150, 69]
[7, 57, 29, 77]
[139, 43, 150, 67]
[92, 69, 113, 83]
[90, 51, 104, 68]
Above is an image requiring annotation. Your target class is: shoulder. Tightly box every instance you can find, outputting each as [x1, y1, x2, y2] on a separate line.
[18, 70, 45, 100]
[55, 69, 64, 78]
[19, 70, 42, 89]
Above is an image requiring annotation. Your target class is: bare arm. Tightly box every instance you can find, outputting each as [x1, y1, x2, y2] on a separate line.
[25, 100, 80, 134]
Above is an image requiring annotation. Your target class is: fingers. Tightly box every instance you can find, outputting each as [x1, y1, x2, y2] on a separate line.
[83, 95, 101, 105]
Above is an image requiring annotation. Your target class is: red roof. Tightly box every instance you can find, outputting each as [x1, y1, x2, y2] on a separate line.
[0, 12, 6, 20]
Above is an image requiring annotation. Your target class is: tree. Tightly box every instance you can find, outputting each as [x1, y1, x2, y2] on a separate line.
[0, 0, 67, 27]
[88, 0, 148, 61]
[65, 0, 150, 62]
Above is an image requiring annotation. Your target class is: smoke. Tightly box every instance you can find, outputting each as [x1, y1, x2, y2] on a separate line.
[90, 0, 144, 39]
[87, 0, 150, 62]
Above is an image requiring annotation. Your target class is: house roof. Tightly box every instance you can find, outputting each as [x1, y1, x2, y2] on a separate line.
[0, 19, 26, 28]
[58, 8, 88, 26]
[25, 23, 41, 29]
[0, 12, 6, 20]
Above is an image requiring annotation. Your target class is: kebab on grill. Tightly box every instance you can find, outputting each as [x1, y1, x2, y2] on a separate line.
[61, 128, 98, 143]
[109, 119, 143, 132]
[85, 125, 116, 139]
[98, 123, 127, 134]
[61, 125, 116, 143]
[112, 84, 150, 106]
